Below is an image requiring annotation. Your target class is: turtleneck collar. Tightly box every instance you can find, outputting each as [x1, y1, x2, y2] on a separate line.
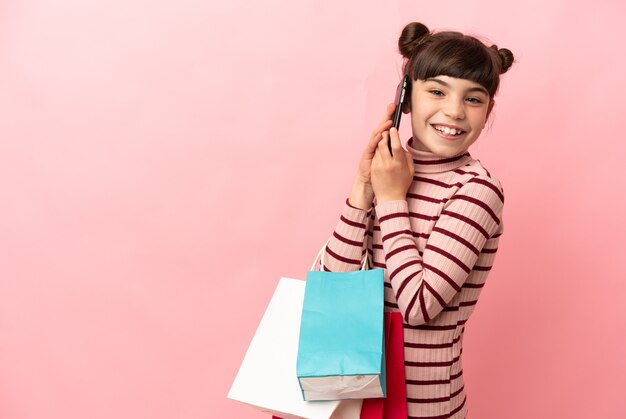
[406, 137, 473, 174]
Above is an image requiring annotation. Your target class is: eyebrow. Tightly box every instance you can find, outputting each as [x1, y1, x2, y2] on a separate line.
[425, 77, 490, 96]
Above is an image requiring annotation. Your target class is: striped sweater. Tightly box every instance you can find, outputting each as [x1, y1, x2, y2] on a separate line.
[319, 137, 505, 419]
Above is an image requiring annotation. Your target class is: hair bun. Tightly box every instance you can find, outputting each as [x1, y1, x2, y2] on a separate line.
[398, 22, 430, 59]
[490, 45, 514, 74]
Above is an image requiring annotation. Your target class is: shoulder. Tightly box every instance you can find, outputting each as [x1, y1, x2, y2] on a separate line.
[443, 161, 505, 233]
[445, 166, 505, 237]
[455, 158, 505, 204]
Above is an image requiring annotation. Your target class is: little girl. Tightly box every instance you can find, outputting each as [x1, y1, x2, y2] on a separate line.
[320, 22, 514, 418]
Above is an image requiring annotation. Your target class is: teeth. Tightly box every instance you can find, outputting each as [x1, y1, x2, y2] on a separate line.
[434, 125, 463, 135]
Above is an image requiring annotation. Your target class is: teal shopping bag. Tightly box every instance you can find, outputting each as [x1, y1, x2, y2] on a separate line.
[296, 241, 386, 401]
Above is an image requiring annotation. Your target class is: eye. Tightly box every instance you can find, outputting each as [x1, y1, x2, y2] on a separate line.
[466, 97, 482, 104]
[429, 89, 444, 97]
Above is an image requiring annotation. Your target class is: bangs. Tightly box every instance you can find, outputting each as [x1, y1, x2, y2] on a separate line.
[410, 34, 500, 97]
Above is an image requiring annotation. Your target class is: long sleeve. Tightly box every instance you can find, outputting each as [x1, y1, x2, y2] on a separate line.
[375, 176, 504, 325]
[317, 198, 374, 272]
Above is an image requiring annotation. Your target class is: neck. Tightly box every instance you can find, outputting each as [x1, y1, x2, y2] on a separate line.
[409, 137, 432, 152]
[406, 137, 472, 174]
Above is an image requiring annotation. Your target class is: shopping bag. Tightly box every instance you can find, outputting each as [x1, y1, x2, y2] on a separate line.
[228, 277, 362, 419]
[297, 242, 386, 401]
[360, 312, 407, 419]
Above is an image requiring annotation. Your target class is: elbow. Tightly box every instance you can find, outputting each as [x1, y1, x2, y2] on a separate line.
[404, 317, 422, 327]
[403, 312, 427, 327]
[400, 299, 428, 327]
[400, 284, 439, 326]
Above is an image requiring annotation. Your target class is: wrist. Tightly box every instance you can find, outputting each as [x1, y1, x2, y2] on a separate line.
[349, 180, 374, 210]
[374, 195, 406, 204]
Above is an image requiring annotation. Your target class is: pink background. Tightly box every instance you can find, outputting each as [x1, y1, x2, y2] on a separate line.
[1, 1, 625, 418]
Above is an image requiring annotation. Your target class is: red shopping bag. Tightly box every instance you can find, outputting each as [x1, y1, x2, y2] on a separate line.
[360, 312, 407, 419]
[273, 312, 406, 419]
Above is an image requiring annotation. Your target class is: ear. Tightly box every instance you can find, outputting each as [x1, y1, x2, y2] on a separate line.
[486, 99, 495, 121]
[403, 83, 413, 114]
[402, 89, 413, 113]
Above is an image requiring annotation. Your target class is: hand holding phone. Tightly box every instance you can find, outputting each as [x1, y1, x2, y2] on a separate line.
[389, 75, 410, 155]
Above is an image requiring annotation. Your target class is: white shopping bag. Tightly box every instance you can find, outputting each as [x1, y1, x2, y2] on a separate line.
[228, 278, 362, 419]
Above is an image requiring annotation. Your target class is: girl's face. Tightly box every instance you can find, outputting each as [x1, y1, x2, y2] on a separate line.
[407, 75, 494, 157]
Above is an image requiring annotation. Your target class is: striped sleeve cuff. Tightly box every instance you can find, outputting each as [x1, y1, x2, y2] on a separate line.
[336, 197, 373, 243]
[343, 197, 373, 221]
[374, 200, 411, 233]
[345, 197, 373, 212]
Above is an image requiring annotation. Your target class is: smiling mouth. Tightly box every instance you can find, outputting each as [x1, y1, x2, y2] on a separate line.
[431, 124, 465, 136]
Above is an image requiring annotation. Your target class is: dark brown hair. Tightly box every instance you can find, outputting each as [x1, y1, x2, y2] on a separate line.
[399, 22, 514, 98]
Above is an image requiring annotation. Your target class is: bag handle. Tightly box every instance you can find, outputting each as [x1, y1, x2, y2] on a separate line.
[310, 237, 370, 271]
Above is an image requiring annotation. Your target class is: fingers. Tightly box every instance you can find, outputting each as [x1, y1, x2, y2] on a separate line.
[368, 103, 395, 147]
[364, 130, 383, 156]
[374, 127, 412, 166]
[378, 130, 389, 152]
[372, 103, 396, 140]
[364, 104, 399, 158]
[367, 120, 393, 152]
[405, 150, 415, 175]
[376, 129, 395, 160]
[379, 103, 396, 125]
[379, 127, 403, 158]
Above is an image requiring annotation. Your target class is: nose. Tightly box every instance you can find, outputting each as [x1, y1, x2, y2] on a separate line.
[443, 98, 465, 120]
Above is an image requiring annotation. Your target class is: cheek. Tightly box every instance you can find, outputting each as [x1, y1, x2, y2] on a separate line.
[409, 112, 426, 130]
[410, 103, 436, 125]
[470, 109, 489, 127]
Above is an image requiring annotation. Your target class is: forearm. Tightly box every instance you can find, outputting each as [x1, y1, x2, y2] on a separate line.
[376, 177, 504, 325]
[319, 198, 373, 272]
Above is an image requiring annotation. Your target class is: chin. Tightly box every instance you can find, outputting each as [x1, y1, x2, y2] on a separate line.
[427, 145, 462, 158]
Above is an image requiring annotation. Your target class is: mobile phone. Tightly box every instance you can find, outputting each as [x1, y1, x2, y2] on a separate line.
[389, 74, 410, 154]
